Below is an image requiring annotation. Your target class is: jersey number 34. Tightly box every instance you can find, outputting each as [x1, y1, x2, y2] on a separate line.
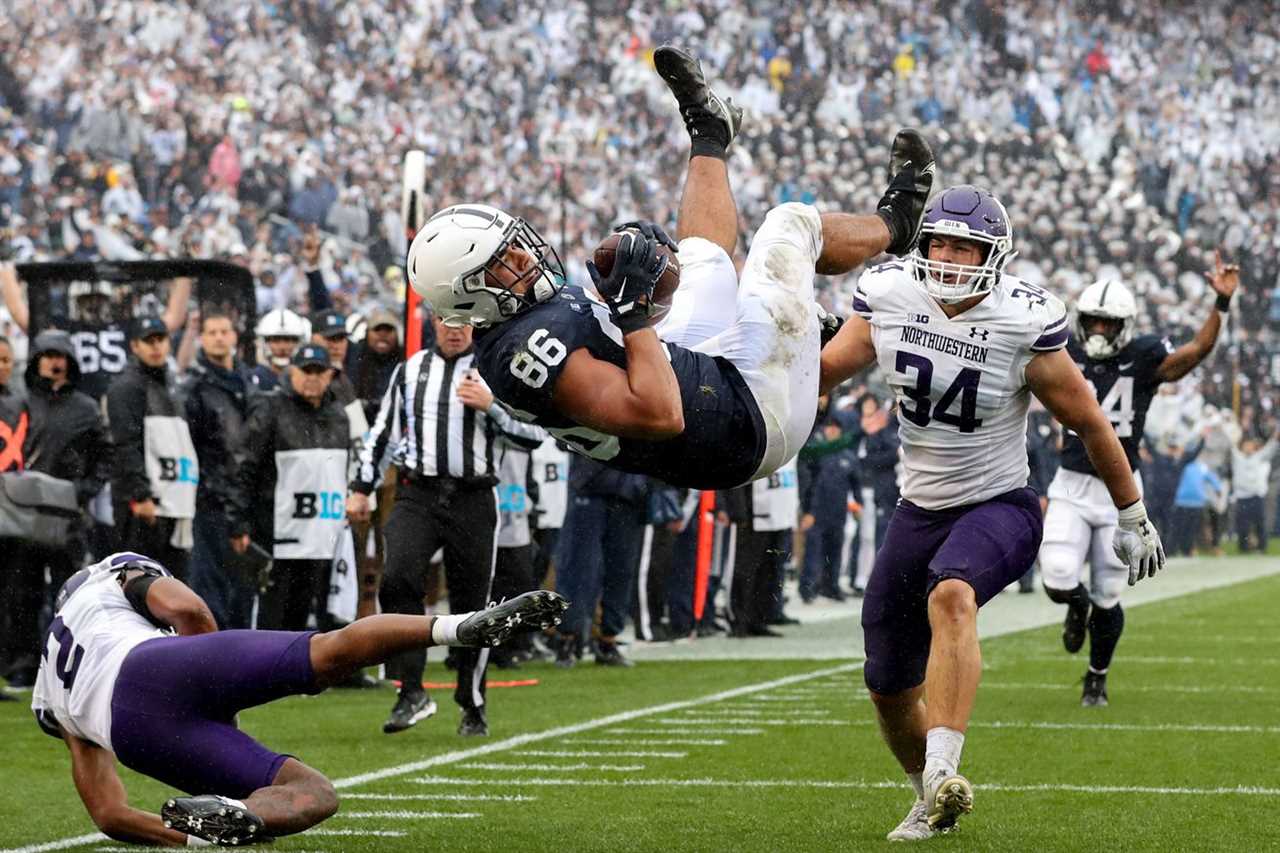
[895, 352, 984, 433]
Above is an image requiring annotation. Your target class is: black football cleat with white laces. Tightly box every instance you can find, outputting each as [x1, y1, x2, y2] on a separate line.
[877, 128, 936, 256]
[161, 795, 266, 846]
[456, 590, 568, 647]
[654, 45, 744, 152]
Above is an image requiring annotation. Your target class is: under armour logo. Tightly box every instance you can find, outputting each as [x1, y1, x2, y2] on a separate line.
[969, 327, 990, 341]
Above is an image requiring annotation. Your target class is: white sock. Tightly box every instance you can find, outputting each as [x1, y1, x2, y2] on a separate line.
[908, 771, 924, 800]
[430, 613, 471, 646]
[924, 726, 965, 781]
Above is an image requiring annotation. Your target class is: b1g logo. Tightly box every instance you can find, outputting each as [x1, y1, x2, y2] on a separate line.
[293, 491, 345, 520]
[157, 456, 198, 484]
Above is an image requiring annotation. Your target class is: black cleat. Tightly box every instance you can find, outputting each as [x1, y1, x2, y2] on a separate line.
[161, 795, 265, 846]
[654, 44, 743, 150]
[382, 690, 437, 734]
[456, 590, 569, 647]
[877, 128, 936, 256]
[458, 705, 489, 737]
[1062, 595, 1090, 654]
[594, 640, 635, 668]
[1081, 670, 1109, 707]
[817, 305, 844, 347]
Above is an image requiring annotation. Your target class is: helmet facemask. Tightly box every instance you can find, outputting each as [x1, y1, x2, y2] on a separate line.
[1076, 312, 1134, 359]
[913, 225, 1016, 304]
[449, 218, 563, 328]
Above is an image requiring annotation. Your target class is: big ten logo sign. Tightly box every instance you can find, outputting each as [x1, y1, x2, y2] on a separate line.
[767, 469, 796, 489]
[293, 491, 345, 520]
[157, 456, 198, 484]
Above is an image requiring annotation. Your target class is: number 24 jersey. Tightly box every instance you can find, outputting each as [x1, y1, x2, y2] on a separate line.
[853, 263, 1068, 510]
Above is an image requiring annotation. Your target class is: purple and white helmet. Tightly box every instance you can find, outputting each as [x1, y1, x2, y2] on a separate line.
[911, 185, 1016, 303]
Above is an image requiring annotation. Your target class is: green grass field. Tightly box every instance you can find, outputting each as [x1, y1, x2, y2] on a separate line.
[3, 570, 1279, 852]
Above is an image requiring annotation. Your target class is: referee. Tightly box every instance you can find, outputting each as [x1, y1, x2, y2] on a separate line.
[347, 314, 539, 737]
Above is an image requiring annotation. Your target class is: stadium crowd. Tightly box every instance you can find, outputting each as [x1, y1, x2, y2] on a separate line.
[0, 0, 1277, 704]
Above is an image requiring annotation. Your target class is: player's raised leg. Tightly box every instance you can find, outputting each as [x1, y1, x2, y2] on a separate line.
[308, 590, 568, 687]
[652, 45, 743, 348]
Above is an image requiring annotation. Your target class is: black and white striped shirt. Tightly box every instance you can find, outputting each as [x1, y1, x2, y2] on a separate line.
[352, 347, 541, 491]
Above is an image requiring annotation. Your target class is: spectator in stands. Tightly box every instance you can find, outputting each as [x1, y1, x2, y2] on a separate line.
[798, 406, 859, 604]
[182, 310, 254, 628]
[6, 330, 109, 688]
[227, 344, 350, 632]
[105, 317, 197, 578]
[1231, 426, 1278, 552]
[1171, 453, 1227, 557]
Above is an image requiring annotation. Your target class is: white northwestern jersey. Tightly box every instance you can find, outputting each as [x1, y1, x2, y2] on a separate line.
[31, 556, 169, 750]
[853, 262, 1068, 510]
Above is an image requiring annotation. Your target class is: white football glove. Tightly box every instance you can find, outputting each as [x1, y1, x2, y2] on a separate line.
[1113, 500, 1166, 585]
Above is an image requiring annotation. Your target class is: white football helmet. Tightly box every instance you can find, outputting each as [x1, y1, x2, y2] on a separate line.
[255, 308, 311, 367]
[406, 204, 562, 328]
[67, 280, 114, 322]
[1074, 279, 1137, 359]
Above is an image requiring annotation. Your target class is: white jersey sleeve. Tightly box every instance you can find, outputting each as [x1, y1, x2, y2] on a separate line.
[31, 557, 169, 750]
[856, 263, 1067, 510]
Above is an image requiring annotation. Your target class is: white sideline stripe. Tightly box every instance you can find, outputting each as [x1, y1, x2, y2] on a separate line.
[974, 720, 1280, 735]
[1012, 654, 1279, 666]
[569, 737, 730, 745]
[3, 834, 105, 853]
[687, 708, 833, 717]
[518, 750, 687, 758]
[408, 776, 1280, 797]
[974, 681, 1278, 695]
[460, 761, 646, 771]
[330, 661, 858, 789]
[337, 810, 479, 819]
[660, 717, 846, 727]
[605, 727, 764, 735]
[305, 829, 407, 837]
[342, 793, 537, 802]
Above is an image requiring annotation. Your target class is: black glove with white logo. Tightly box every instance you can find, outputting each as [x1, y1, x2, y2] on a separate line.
[587, 232, 668, 334]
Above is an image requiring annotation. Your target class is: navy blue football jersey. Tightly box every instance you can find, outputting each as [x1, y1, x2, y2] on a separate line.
[473, 286, 766, 489]
[1061, 333, 1173, 474]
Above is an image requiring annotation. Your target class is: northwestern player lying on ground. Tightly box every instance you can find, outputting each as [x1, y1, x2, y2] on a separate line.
[31, 552, 567, 846]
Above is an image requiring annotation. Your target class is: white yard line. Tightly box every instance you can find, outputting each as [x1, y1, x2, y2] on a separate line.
[3, 835, 105, 853]
[330, 662, 857, 789]
[658, 717, 846, 726]
[517, 750, 687, 758]
[336, 811, 479, 820]
[407, 776, 1280, 796]
[341, 793, 537, 802]
[972, 681, 1278, 695]
[685, 708, 833, 717]
[1007, 654, 1279, 666]
[602, 727, 763, 735]
[971, 720, 1280, 735]
[566, 737, 730, 746]
[459, 761, 646, 772]
[304, 829, 407, 837]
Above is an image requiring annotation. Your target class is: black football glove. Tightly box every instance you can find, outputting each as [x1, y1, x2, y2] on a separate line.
[613, 220, 679, 253]
[586, 231, 668, 334]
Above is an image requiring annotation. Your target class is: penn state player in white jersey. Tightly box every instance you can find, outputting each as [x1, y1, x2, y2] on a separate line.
[31, 551, 565, 846]
[405, 46, 936, 489]
[1040, 253, 1238, 707]
[820, 185, 1166, 840]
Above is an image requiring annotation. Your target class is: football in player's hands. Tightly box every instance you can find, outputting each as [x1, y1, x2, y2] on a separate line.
[593, 228, 682, 325]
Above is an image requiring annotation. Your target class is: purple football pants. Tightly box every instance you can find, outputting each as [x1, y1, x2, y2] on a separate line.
[110, 630, 321, 798]
[860, 487, 1043, 694]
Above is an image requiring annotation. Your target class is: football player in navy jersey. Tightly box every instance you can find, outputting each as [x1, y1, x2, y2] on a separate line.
[1039, 251, 1239, 707]
[404, 46, 935, 490]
